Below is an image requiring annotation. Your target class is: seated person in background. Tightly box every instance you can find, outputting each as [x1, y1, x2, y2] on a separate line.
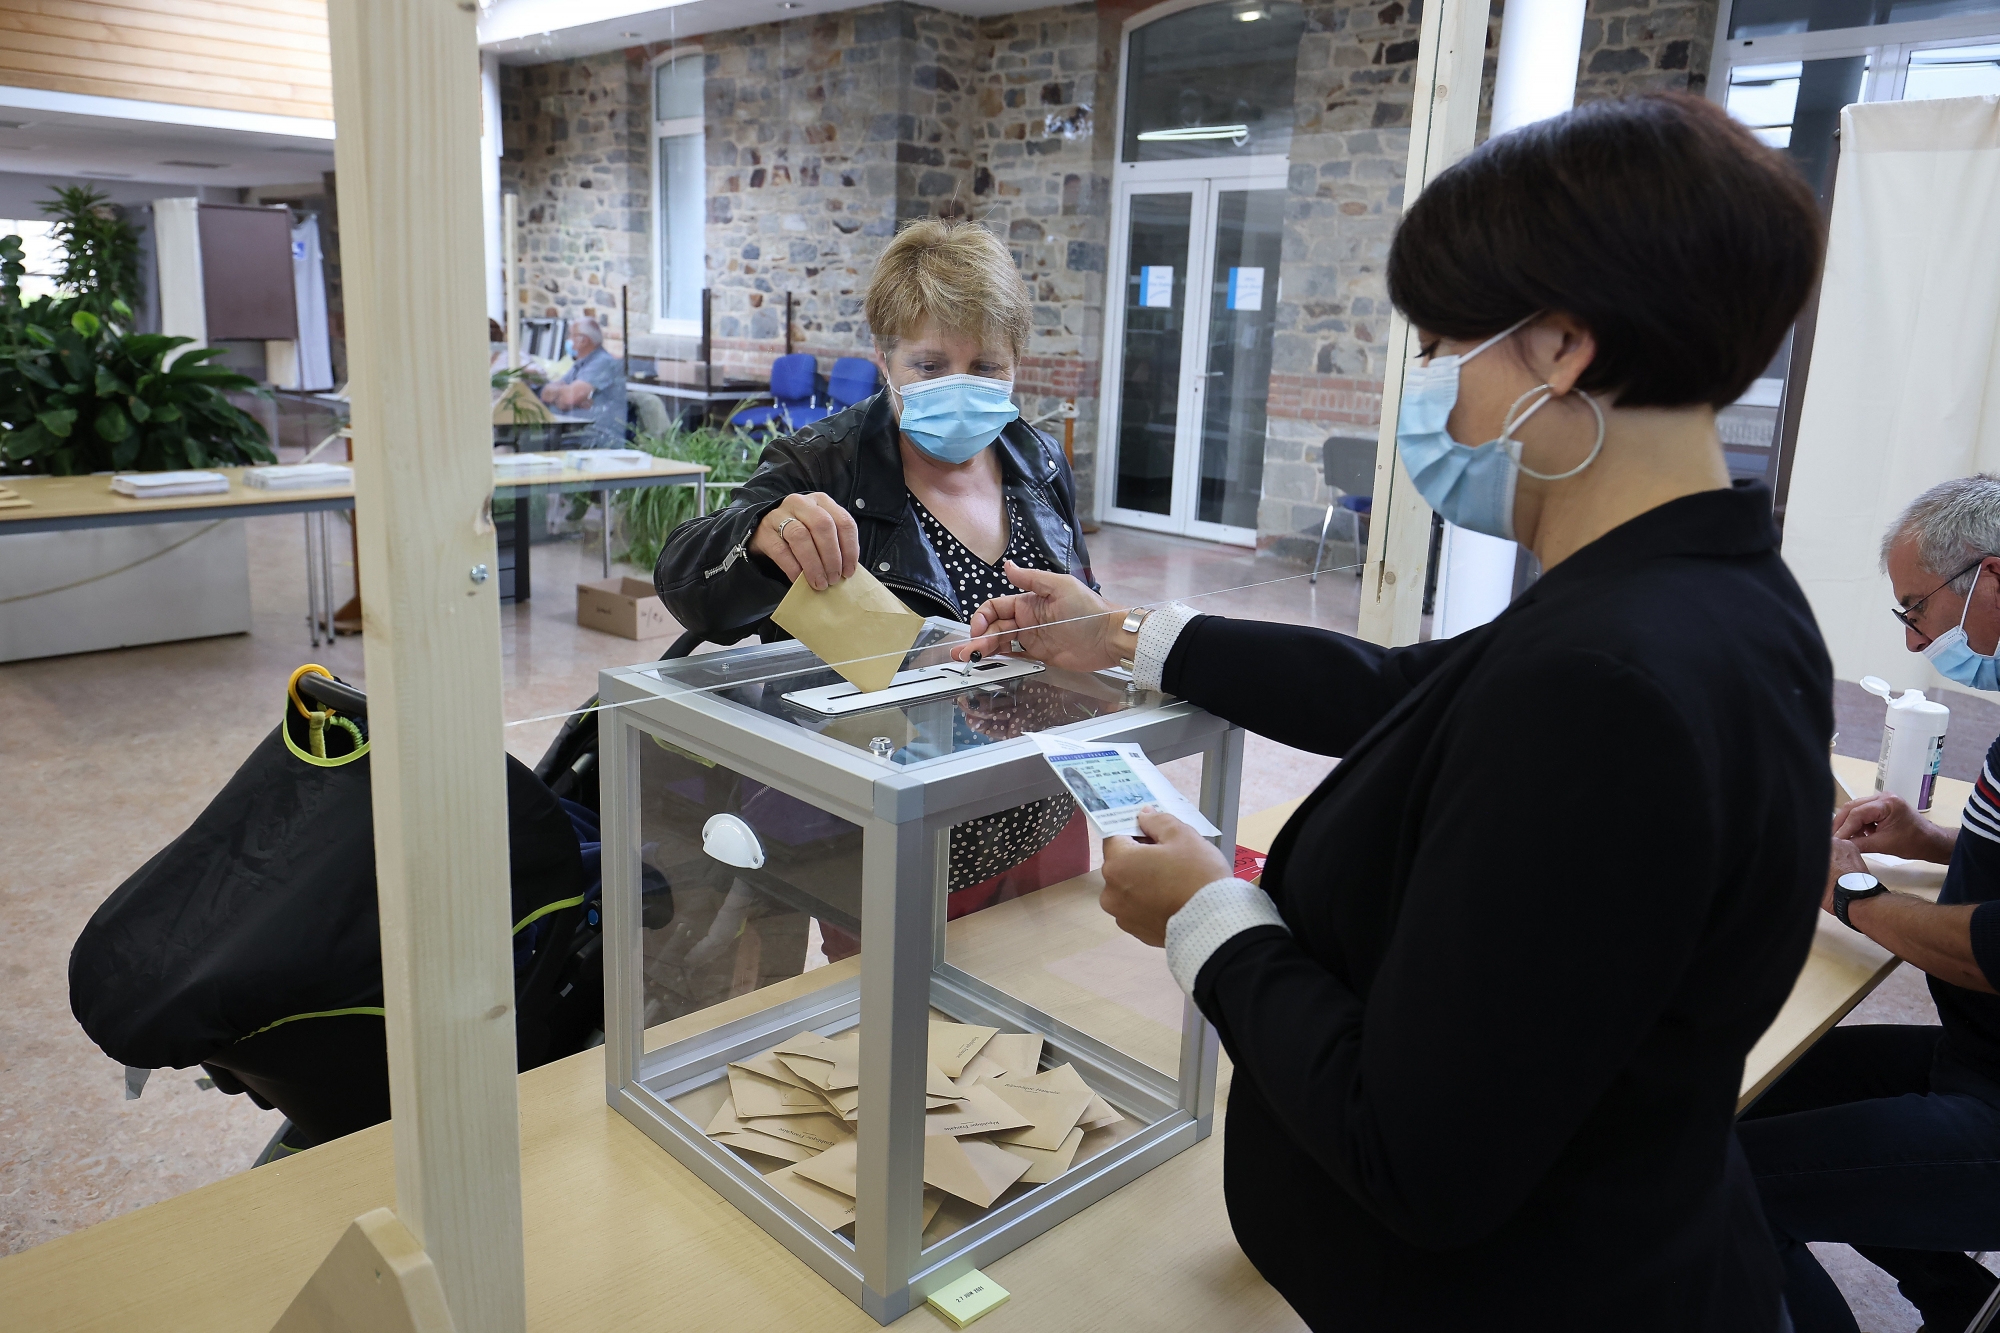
[653, 218, 1095, 946]
[539, 315, 627, 449]
[1740, 474, 2000, 1333]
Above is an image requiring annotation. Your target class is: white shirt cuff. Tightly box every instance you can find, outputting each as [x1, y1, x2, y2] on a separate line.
[1132, 602, 1201, 692]
[1165, 876, 1289, 996]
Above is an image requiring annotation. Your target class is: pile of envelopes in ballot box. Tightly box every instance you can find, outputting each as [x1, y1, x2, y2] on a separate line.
[704, 1021, 1126, 1234]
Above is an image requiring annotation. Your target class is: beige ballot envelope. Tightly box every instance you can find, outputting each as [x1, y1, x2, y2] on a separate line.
[771, 564, 925, 694]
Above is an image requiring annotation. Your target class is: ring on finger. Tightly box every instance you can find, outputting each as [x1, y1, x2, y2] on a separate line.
[1010, 638, 1025, 654]
[775, 516, 798, 539]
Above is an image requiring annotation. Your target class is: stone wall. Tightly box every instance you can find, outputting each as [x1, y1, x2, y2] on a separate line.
[1259, 0, 1719, 561]
[498, 50, 652, 336]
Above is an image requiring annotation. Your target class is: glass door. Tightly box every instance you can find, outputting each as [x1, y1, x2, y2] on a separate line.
[1101, 172, 1285, 545]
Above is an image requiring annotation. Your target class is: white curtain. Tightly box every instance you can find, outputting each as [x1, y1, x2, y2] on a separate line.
[1782, 95, 2000, 696]
[291, 216, 335, 392]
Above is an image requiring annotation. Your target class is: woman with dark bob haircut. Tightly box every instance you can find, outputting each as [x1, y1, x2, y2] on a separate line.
[952, 94, 1830, 1330]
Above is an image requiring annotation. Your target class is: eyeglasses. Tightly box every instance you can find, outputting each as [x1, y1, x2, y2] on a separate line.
[1891, 556, 1990, 632]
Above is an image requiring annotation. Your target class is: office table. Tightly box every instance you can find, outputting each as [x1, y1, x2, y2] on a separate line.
[0, 460, 706, 647]
[0, 868, 1302, 1332]
[1235, 754, 1974, 1112]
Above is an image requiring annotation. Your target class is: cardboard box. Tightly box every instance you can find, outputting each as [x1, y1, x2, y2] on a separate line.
[577, 577, 675, 640]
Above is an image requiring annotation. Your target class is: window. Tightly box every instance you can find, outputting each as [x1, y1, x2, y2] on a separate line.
[1120, 1, 1307, 162]
[0, 219, 61, 302]
[1902, 40, 2000, 94]
[652, 50, 705, 334]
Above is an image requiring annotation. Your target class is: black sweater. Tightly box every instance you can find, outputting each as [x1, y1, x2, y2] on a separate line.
[1162, 485, 1831, 1331]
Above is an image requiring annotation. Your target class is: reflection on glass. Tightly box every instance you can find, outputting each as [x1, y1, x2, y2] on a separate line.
[1730, 0, 2000, 36]
[637, 737, 854, 1032]
[1905, 43, 2000, 97]
[1196, 189, 1284, 530]
[1121, 1, 1306, 162]
[1726, 62, 1805, 147]
[1114, 194, 1191, 515]
[1726, 58, 1865, 198]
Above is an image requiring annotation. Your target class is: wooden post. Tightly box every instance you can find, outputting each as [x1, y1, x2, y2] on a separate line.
[319, 2, 527, 1331]
[1355, 0, 1492, 648]
[503, 193, 520, 370]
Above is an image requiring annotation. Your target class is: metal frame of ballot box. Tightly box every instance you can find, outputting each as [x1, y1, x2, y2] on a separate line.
[598, 632, 1239, 1323]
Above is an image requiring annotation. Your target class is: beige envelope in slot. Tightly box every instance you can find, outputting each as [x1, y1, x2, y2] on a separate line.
[729, 1065, 833, 1119]
[979, 1032, 1044, 1079]
[992, 1126, 1085, 1185]
[986, 1069, 1095, 1152]
[764, 1162, 857, 1232]
[731, 1049, 823, 1093]
[929, 1022, 1000, 1078]
[923, 1134, 1033, 1209]
[771, 565, 926, 695]
[924, 1083, 1033, 1138]
[1036, 1061, 1125, 1130]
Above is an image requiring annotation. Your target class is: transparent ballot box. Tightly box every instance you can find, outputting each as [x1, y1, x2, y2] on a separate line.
[599, 619, 1241, 1322]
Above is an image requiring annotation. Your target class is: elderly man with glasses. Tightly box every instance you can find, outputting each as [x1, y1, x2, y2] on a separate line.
[1738, 474, 2000, 1333]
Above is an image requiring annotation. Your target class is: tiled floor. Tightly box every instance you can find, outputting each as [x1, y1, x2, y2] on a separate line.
[0, 503, 1966, 1331]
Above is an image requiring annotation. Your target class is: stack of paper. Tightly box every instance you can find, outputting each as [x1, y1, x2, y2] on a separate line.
[562, 448, 652, 472]
[109, 470, 229, 498]
[493, 452, 564, 474]
[0, 483, 29, 510]
[243, 463, 353, 490]
[702, 1021, 1126, 1234]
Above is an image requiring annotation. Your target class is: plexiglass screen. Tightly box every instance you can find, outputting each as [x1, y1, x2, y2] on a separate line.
[1121, 0, 1306, 161]
[1197, 188, 1284, 530]
[1114, 193, 1191, 515]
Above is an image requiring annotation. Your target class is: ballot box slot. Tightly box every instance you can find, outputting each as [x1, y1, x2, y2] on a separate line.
[781, 657, 1046, 717]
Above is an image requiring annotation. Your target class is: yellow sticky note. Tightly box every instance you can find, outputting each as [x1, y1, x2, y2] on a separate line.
[925, 1269, 1010, 1328]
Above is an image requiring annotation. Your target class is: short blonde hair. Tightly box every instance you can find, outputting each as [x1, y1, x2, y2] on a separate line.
[864, 219, 1032, 361]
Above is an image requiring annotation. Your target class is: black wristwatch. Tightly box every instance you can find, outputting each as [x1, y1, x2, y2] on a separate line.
[1832, 872, 1888, 931]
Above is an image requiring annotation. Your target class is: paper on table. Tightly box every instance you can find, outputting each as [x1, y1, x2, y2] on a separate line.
[925, 1134, 1033, 1209]
[764, 1162, 857, 1231]
[770, 564, 925, 694]
[986, 1069, 1095, 1152]
[1031, 733, 1221, 839]
[929, 1022, 1000, 1078]
[979, 1032, 1044, 1079]
[925, 1084, 1033, 1138]
[994, 1125, 1085, 1185]
[728, 1065, 831, 1118]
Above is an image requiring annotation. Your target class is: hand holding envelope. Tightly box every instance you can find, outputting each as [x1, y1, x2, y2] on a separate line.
[771, 564, 926, 695]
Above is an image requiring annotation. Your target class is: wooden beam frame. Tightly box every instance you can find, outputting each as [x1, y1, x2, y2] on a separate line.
[1355, 0, 1494, 647]
[322, 1, 526, 1329]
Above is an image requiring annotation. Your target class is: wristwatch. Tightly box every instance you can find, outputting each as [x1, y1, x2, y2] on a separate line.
[1832, 871, 1888, 931]
[1117, 606, 1151, 674]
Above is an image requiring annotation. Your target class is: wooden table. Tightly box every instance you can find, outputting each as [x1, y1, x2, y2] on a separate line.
[0, 460, 707, 644]
[1234, 754, 1975, 1111]
[0, 874, 1301, 1333]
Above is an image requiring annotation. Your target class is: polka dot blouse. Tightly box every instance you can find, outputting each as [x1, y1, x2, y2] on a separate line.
[912, 493, 1075, 892]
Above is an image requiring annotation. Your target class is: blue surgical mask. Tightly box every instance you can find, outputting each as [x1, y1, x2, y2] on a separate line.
[1395, 316, 1605, 541]
[894, 373, 1019, 464]
[1923, 565, 2000, 690]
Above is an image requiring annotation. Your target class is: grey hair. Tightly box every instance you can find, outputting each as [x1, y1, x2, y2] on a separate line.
[1881, 474, 2000, 593]
[571, 316, 604, 346]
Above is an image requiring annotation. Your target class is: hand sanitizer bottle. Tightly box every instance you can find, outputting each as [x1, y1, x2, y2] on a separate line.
[1861, 676, 1951, 812]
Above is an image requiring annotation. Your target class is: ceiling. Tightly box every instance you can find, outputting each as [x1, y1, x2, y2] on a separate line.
[480, 0, 1060, 63]
[0, 97, 334, 192]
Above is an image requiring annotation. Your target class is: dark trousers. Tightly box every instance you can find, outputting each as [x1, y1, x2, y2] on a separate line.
[1738, 1025, 2000, 1333]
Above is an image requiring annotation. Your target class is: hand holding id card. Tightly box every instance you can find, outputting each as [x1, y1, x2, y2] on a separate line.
[1031, 734, 1221, 839]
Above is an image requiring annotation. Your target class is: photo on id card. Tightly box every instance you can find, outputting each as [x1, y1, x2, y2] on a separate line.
[1030, 733, 1221, 839]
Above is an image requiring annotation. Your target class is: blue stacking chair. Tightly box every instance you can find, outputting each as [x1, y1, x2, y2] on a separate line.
[786, 357, 880, 429]
[730, 354, 820, 437]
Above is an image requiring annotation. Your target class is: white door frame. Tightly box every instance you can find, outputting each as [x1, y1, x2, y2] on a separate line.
[1707, 7, 2000, 106]
[1095, 158, 1288, 546]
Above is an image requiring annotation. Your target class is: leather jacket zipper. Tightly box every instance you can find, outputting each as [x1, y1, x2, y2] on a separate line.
[704, 535, 750, 579]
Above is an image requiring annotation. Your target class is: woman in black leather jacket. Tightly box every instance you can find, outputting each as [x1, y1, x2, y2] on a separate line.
[653, 218, 1097, 933]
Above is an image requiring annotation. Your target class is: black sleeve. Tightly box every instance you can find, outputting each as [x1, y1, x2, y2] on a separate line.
[652, 434, 819, 640]
[1161, 615, 1465, 757]
[1192, 649, 1716, 1249]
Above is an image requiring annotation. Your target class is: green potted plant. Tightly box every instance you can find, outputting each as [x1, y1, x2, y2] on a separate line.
[0, 188, 273, 477]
